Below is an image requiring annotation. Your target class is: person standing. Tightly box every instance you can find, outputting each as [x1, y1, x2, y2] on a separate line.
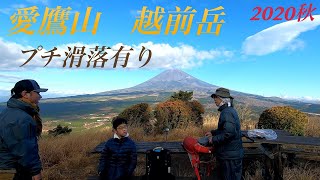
[0, 80, 48, 180]
[98, 117, 137, 180]
[206, 88, 244, 180]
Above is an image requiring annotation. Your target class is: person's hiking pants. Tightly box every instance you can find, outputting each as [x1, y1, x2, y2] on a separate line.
[217, 158, 242, 180]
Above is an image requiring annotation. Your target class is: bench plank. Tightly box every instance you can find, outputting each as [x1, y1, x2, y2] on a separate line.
[93, 141, 185, 154]
[93, 130, 320, 154]
[253, 136, 320, 146]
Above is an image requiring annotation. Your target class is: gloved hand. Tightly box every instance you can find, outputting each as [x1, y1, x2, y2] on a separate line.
[205, 131, 212, 137]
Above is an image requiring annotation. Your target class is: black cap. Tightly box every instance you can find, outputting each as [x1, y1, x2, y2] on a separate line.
[13, 79, 48, 93]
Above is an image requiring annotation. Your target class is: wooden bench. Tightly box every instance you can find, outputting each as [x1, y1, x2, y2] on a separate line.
[92, 130, 320, 180]
[0, 169, 16, 180]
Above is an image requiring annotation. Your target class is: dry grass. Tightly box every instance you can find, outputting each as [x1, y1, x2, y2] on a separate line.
[39, 128, 110, 180]
[38, 114, 320, 179]
[283, 162, 320, 180]
[305, 115, 320, 137]
[242, 167, 320, 180]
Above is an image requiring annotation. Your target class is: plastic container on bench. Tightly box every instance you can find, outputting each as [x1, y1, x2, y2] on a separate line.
[247, 129, 277, 140]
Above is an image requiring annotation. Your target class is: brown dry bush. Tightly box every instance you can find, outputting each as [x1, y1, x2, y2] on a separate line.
[153, 91, 205, 134]
[258, 106, 308, 136]
[117, 103, 152, 127]
[154, 100, 193, 133]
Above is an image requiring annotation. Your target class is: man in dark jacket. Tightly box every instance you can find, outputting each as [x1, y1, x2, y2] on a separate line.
[0, 79, 47, 180]
[98, 117, 137, 180]
[206, 88, 244, 180]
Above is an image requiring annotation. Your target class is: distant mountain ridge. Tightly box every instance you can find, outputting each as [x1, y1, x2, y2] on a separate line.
[131, 69, 217, 91]
[97, 69, 218, 95]
[1, 69, 319, 119]
[96, 69, 261, 99]
[91, 69, 320, 114]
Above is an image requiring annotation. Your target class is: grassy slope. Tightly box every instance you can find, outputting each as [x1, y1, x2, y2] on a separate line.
[39, 115, 320, 180]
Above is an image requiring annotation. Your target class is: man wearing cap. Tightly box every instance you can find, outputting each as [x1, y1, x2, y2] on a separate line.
[0, 80, 48, 180]
[206, 88, 243, 180]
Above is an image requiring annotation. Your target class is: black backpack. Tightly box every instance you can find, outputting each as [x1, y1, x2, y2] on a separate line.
[144, 147, 175, 180]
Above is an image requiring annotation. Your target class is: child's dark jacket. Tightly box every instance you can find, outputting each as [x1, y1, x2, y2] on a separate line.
[98, 136, 137, 180]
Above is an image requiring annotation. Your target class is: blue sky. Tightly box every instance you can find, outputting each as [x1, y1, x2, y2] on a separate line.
[0, 0, 319, 102]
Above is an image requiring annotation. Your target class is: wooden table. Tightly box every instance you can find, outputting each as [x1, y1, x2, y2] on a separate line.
[92, 130, 320, 180]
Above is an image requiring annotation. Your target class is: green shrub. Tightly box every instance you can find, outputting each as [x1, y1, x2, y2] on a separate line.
[189, 100, 205, 126]
[170, 91, 193, 101]
[48, 124, 72, 137]
[258, 106, 308, 136]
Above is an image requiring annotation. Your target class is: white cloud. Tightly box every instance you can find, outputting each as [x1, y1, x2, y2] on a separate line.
[46, 89, 102, 96]
[242, 15, 320, 56]
[11, 4, 27, 9]
[26, 0, 49, 6]
[0, 38, 37, 70]
[0, 38, 234, 70]
[0, 8, 11, 15]
[0, 79, 101, 100]
[0, 4, 27, 15]
[280, 95, 320, 104]
[0, 74, 22, 83]
[128, 42, 234, 69]
[129, 10, 140, 18]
